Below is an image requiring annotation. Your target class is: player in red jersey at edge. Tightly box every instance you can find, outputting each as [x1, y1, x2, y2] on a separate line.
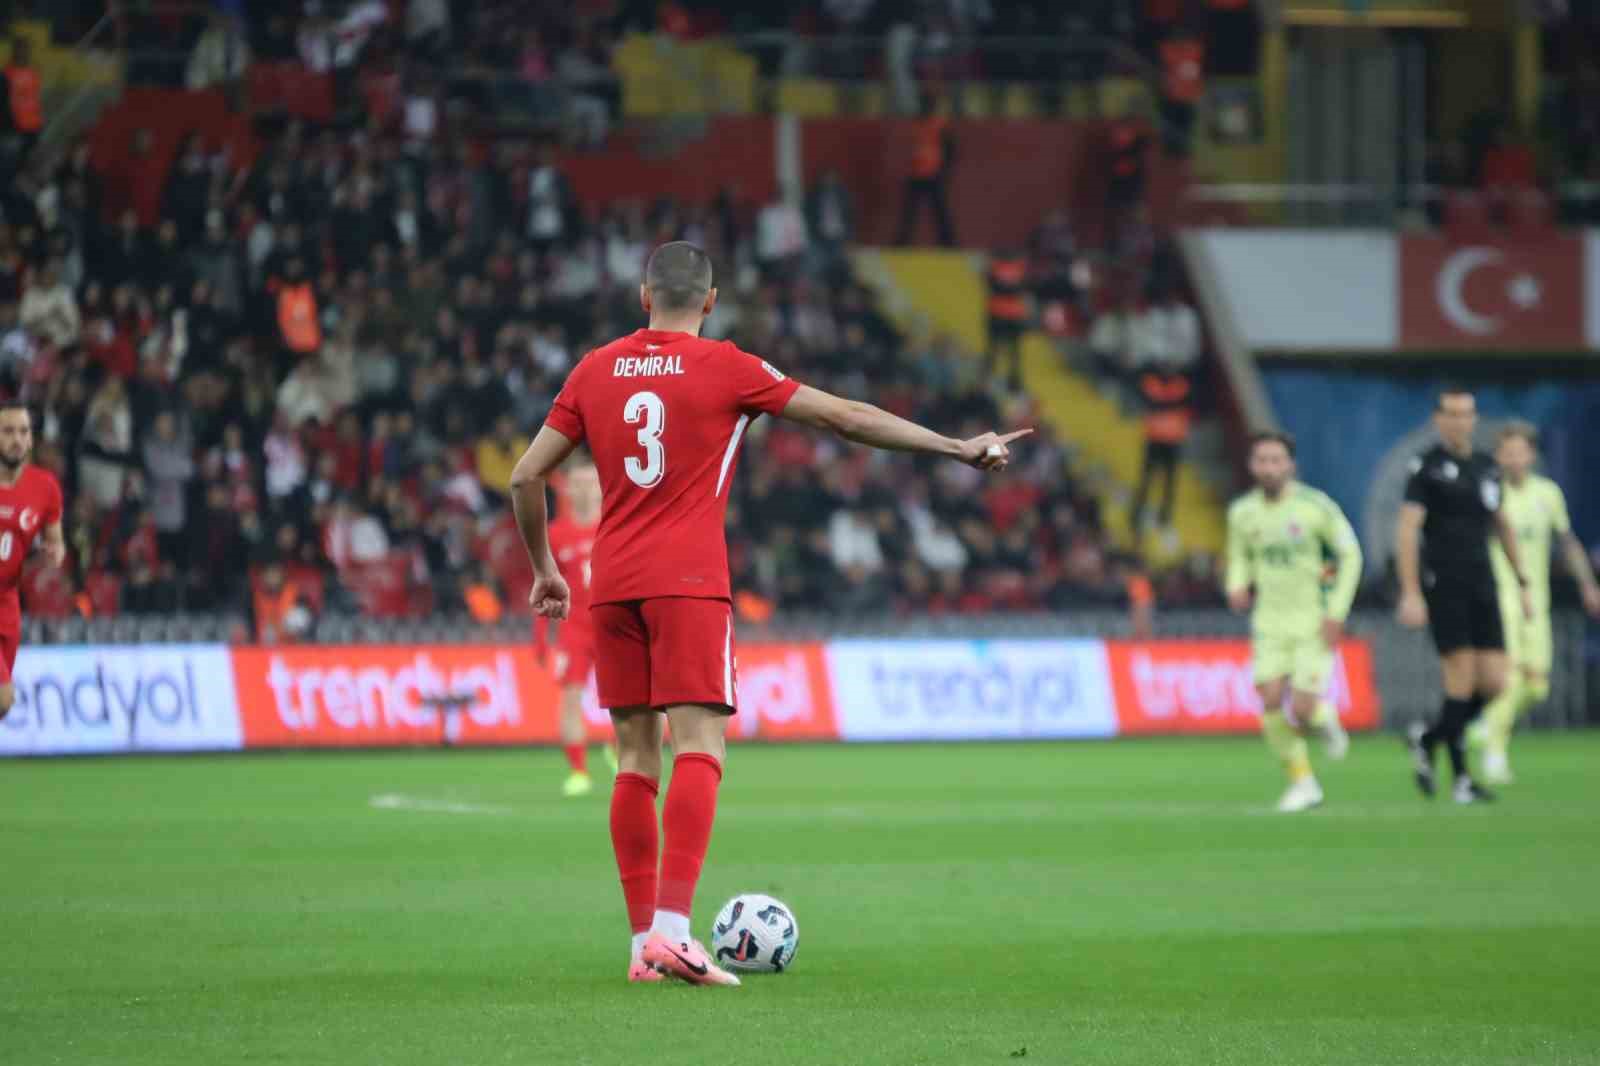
[539, 453, 617, 798]
[509, 243, 1029, 987]
[0, 402, 66, 721]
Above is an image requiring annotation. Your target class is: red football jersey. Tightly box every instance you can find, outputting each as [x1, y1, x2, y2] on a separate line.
[0, 466, 63, 626]
[547, 515, 597, 630]
[544, 328, 801, 605]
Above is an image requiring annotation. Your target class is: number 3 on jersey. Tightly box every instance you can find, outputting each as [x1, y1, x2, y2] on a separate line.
[624, 390, 666, 488]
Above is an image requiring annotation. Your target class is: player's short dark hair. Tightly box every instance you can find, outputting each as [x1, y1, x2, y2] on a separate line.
[1496, 420, 1538, 448]
[1435, 384, 1475, 410]
[644, 241, 713, 312]
[0, 400, 30, 421]
[1248, 429, 1295, 459]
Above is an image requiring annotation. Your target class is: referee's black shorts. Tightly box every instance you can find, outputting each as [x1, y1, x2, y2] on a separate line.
[1424, 572, 1505, 654]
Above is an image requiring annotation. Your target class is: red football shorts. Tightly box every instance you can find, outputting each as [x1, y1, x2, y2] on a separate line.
[552, 620, 596, 688]
[0, 628, 17, 686]
[591, 597, 737, 711]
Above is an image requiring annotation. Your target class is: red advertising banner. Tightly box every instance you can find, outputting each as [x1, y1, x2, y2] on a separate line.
[232, 645, 561, 748]
[1106, 639, 1380, 736]
[1400, 235, 1585, 350]
[232, 642, 837, 750]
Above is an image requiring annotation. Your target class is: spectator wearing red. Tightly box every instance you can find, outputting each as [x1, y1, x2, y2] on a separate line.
[1158, 27, 1205, 157]
[895, 93, 957, 247]
[1131, 366, 1192, 534]
[270, 255, 321, 375]
[2, 37, 43, 163]
[983, 248, 1030, 392]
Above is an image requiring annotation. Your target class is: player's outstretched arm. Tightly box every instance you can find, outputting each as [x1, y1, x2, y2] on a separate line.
[509, 425, 580, 619]
[779, 384, 1030, 470]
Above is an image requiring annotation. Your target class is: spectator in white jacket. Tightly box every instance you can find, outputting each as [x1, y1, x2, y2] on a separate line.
[186, 13, 252, 90]
[19, 259, 80, 348]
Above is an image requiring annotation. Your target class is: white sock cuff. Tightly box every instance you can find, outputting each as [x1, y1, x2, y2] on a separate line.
[650, 909, 692, 944]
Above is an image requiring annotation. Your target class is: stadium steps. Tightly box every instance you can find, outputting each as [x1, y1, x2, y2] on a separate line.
[851, 248, 1225, 563]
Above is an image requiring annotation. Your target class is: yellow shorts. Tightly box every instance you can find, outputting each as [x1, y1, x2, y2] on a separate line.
[1499, 595, 1553, 677]
[1252, 629, 1334, 695]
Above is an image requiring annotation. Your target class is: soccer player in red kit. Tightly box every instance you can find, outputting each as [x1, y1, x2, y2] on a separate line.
[541, 455, 612, 798]
[0, 403, 65, 721]
[509, 243, 1028, 987]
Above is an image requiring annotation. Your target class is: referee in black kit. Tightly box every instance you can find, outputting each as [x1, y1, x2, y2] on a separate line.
[1395, 387, 1532, 804]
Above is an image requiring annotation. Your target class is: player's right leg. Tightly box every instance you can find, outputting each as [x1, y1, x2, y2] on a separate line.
[1254, 658, 1318, 812]
[1413, 586, 1478, 797]
[635, 597, 741, 987]
[0, 682, 13, 722]
[558, 681, 592, 797]
[641, 703, 740, 986]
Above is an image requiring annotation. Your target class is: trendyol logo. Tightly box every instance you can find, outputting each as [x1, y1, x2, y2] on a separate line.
[3, 654, 209, 743]
[866, 652, 1085, 720]
[263, 652, 522, 739]
[732, 652, 815, 736]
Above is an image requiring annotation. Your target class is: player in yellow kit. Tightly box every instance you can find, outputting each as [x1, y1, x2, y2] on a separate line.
[1226, 431, 1363, 812]
[1473, 423, 1600, 784]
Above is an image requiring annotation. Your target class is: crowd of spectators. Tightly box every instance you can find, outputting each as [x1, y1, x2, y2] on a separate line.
[0, 0, 1243, 636]
[2, 111, 1204, 633]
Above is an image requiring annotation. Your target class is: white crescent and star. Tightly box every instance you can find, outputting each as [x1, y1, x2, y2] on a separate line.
[1435, 247, 1542, 336]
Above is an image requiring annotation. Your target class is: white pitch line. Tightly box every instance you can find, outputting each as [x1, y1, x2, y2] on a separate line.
[369, 793, 516, 816]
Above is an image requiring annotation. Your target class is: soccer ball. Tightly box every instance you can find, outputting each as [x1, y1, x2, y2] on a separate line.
[709, 893, 799, 973]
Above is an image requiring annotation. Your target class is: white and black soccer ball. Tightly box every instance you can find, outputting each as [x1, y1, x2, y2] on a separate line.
[709, 893, 799, 973]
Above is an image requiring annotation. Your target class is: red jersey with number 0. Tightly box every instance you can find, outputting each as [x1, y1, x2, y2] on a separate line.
[0, 466, 63, 626]
[543, 329, 801, 606]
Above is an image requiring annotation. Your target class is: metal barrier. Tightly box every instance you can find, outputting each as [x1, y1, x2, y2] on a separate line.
[22, 608, 1591, 731]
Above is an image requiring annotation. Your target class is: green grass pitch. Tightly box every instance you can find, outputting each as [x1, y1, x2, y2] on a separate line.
[3, 734, 1598, 1066]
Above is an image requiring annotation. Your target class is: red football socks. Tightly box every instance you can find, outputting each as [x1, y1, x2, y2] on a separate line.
[657, 753, 723, 920]
[564, 743, 587, 774]
[609, 772, 659, 934]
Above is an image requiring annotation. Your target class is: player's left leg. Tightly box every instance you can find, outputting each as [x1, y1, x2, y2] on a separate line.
[1290, 639, 1346, 761]
[0, 629, 15, 721]
[1475, 593, 1524, 776]
[610, 706, 666, 983]
[1491, 609, 1551, 783]
[591, 602, 664, 980]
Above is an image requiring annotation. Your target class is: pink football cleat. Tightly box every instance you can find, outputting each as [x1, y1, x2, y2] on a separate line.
[641, 933, 742, 987]
[628, 960, 665, 983]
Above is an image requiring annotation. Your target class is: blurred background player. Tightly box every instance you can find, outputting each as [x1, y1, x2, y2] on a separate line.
[1397, 389, 1531, 805]
[1226, 431, 1360, 813]
[0, 402, 65, 720]
[510, 242, 1028, 987]
[541, 453, 616, 798]
[1471, 423, 1600, 785]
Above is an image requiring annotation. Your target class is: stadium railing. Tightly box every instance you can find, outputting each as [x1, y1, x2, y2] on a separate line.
[22, 609, 1592, 732]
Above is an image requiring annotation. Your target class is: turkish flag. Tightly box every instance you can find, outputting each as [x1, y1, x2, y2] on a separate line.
[1400, 235, 1584, 349]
